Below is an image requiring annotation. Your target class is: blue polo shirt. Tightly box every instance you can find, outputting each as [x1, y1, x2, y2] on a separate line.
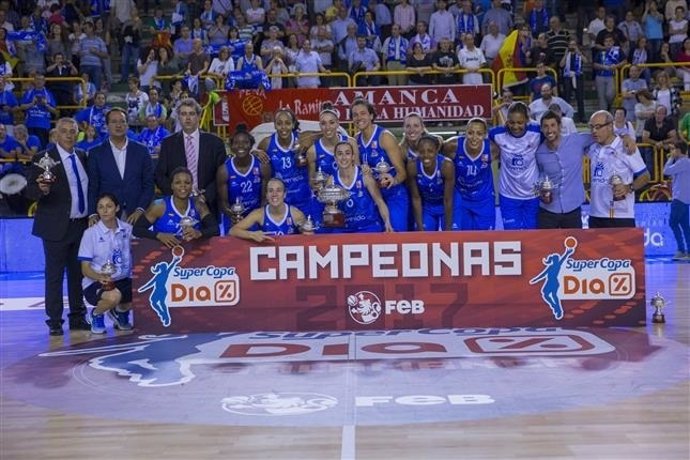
[535, 133, 593, 214]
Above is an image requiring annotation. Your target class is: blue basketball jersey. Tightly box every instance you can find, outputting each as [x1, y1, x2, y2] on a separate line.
[226, 156, 262, 216]
[267, 132, 311, 207]
[262, 204, 298, 235]
[453, 137, 495, 202]
[333, 166, 382, 232]
[416, 155, 448, 206]
[153, 196, 201, 235]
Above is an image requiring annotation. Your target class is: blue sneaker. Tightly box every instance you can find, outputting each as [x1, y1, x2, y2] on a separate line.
[108, 308, 132, 331]
[90, 310, 106, 334]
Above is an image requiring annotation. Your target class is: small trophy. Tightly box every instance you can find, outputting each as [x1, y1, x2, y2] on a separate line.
[34, 152, 59, 183]
[373, 157, 392, 187]
[178, 215, 199, 240]
[229, 197, 245, 224]
[650, 292, 666, 324]
[537, 175, 554, 204]
[294, 140, 308, 167]
[300, 215, 316, 233]
[190, 188, 205, 198]
[317, 183, 351, 227]
[313, 167, 328, 192]
[100, 259, 116, 291]
[609, 174, 625, 201]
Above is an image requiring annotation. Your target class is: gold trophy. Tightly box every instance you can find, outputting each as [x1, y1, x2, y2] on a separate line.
[100, 259, 116, 291]
[34, 152, 60, 183]
[537, 175, 554, 204]
[229, 197, 245, 224]
[317, 183, 350, 227]
[609, 174, 625, 201]
[650, 292, 666, 324]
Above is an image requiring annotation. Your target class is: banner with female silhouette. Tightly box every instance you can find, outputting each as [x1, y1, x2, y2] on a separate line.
[132, 229, 645, 333]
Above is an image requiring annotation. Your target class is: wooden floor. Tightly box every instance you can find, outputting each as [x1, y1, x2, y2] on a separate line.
[0, 260, 688, 460]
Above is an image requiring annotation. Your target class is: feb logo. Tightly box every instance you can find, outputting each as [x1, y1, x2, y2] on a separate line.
[138, 246, 240, 327]
[347, 291, 382, 325]
[221, 392, 338, 416]
[530, 237, 636, 320]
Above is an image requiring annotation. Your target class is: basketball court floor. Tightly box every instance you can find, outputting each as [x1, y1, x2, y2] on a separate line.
[0, 259, 688, 459]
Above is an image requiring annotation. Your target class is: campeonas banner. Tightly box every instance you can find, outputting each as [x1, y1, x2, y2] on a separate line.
[132, 229, 646, 333]
[492, 30, 528, 88]
[219, 85, 493, 131]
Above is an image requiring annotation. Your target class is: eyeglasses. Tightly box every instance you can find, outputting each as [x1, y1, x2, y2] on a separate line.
[588, 122, 612, 131]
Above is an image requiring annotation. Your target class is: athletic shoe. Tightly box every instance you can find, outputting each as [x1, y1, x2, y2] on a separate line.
[108, 309, 133, 331]
[89, 310, 106, 334]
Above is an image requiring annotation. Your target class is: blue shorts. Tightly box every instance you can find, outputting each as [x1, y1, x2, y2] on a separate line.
[499, 195, 539, 230]
[382, 183, 410, 232]
[461, 197, 496, 230]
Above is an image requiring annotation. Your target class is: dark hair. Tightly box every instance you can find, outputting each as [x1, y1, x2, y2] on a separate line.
[232, 123, 256, 145]
[671, 142, 688, 155]
[417, 134, 440, 151]
[613, 106, 627, 116]
[540, 110, 561, 126]
[352, 97, 376, 120]
[171, 166, 193, 181]
[507, 101, 529, 118]
[334, 140, 353, 153]
[105, 107, 128, 123]
[96, 192, 120, 209]
[275, 107, 299, 130]
[320, 101, 338, 118]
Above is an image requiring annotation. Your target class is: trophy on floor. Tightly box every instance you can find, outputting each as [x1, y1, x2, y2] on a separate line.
[609, 174, 625, 201]
[34, 152, 60, 183]
[100, 259, 116, 291]
[229, 197, 245, 224]
[650, 292, 666, 324]
[317, 183, 350, 227]
[536, 175, 554, 204]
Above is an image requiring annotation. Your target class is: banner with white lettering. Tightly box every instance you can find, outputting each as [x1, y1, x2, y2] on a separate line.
[132, 229, 646, 333]
[218, 85, 494, 131]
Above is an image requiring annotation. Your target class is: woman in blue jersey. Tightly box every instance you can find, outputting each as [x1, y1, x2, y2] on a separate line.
[217, 125, 271, 234]
[488, 102, 542, 230]
[399, 112, 443, 161]
[442, 118, 496, 230]
[256, 108, 313, 214]
[134, 167, 219, 247]
[408, 135, 461, 231]
[230, 178, 313, 242]
[352, 98, 409, 231]
[331, 141, 393, 233]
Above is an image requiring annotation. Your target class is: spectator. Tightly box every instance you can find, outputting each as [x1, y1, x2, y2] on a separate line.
[529, 61, 557, 101]
[173, 25, 194, 63]
[331, 4, 356, 46]
[234, 12, 256, 44]
[394, 0, 416, 38]
[586, 6, 607, 46]
[311, 27, 334, 73]
[265, 47, 289, 89]
[593, 34, 626, 112]
[663, 142, 690, 260]
[455, 0, 480, 42]
[190, 17, 208, 45]
[480, 21, 505, 67]
[653, 71, 682, 121]
[595, 15, 626, 52]
[73, 72, 97, 106]
[349, 0, 368, 25]
[246, 0, 266, 28]
[285, 4, 308, 47]
[526, 0, 549, 38]
[382, 24, 409, 86]
[410, 21, 435, 54]
[431, 36, 459, 85]
[147, 8, 172, 50]
[124, 76, 149, 128]
[156, 47, 180, 93]
[620, 65, 648, 122]
[76, 123, 103, 151]
[138, 114, 170, 156]
[294, 39, 329, 88]
[617, 11, 643, 55]
[527, 32, 551, 67]
[79, 20, 108, 90]
[184, 38, 210, 96]
[529, 83, 574, 122]
[545, 16, 570, 75]
[171, 0, 188, 33]
[429, 0, 455, 45]
[457, 32, 486, 84]
[199, 0, 217, 30]
[208, 14, 229, 47]
[111, 0, 137, 34]
[285, 33, 300, 79]
[668, 6, 688, 58]
[93, 17, 112, 90]
[482, 0, 512, 36]
[16, 16, 46, 76]
[206, 46, 234, 90]
[0, 123, 20, 158]
[236, 41, 263, 72]
[630, 37, 650, 84]
[369, 0, 393, 38]
[46, 23, 68, 63]
[559, 39, 587, 123]
[665, 0, 687, 21]
[359, 10, 382, 53]
[642, 1, 664, 61]
[642, 105, 678, 178]
[262, 8, 286, 42]
[14, 124, 41, 159]
[119, 12, 142, 84]
[0, 76, 18, 136]
[337, 23, 358, 72]
[139, 87, 168, 125]
[75, 91, 109, 138]
[676, 38, 690, 91]
[406, 41, 432, 85]
[634, 89, 658, 139]
[546, 104, 577, 135]
[492, 88, 513, 125]
[612, 107, 635, 138]
[20, 73, 57, 147]
[260, 26, 285, 65]
[349, 34, 380, 86]
[211, 0, 232, 17]
[136, 47, 159, 93]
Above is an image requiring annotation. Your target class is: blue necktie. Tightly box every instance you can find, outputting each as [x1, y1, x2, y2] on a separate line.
[68, 154, 86, 214]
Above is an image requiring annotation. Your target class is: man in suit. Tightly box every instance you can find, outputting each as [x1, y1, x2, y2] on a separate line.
[87, 107, 154, 227]
[25, 118, 90, 336]
[155, 98, 226, 215]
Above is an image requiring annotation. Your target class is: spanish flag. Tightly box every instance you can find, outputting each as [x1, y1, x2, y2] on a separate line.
[492, 30, 528, 89]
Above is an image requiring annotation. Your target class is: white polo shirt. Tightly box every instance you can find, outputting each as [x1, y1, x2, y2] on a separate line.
[78, 219, 133, 289]
[587, 136, 647, 219]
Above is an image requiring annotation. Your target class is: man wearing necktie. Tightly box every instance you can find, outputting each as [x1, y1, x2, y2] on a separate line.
[155, 98, 226, 218]
[25, 118, 90, 336]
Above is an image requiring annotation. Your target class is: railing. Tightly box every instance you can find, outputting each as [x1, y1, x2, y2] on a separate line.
[8, 77, 87, 113]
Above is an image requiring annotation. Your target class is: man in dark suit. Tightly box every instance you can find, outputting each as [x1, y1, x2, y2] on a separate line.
[87, 108, 154, 226]
[155, 98, 226, 215]
[25, 118, 90, 336]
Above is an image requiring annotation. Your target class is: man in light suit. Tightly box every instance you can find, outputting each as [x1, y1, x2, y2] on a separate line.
[25, 118, 90, 336]
[155, 98, 226, 215]
[87, 107, 154, 226]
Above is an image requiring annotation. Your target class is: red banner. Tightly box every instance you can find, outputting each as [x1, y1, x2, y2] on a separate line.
[217, 85, 494, 131]
[132, 229, 646, 333]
